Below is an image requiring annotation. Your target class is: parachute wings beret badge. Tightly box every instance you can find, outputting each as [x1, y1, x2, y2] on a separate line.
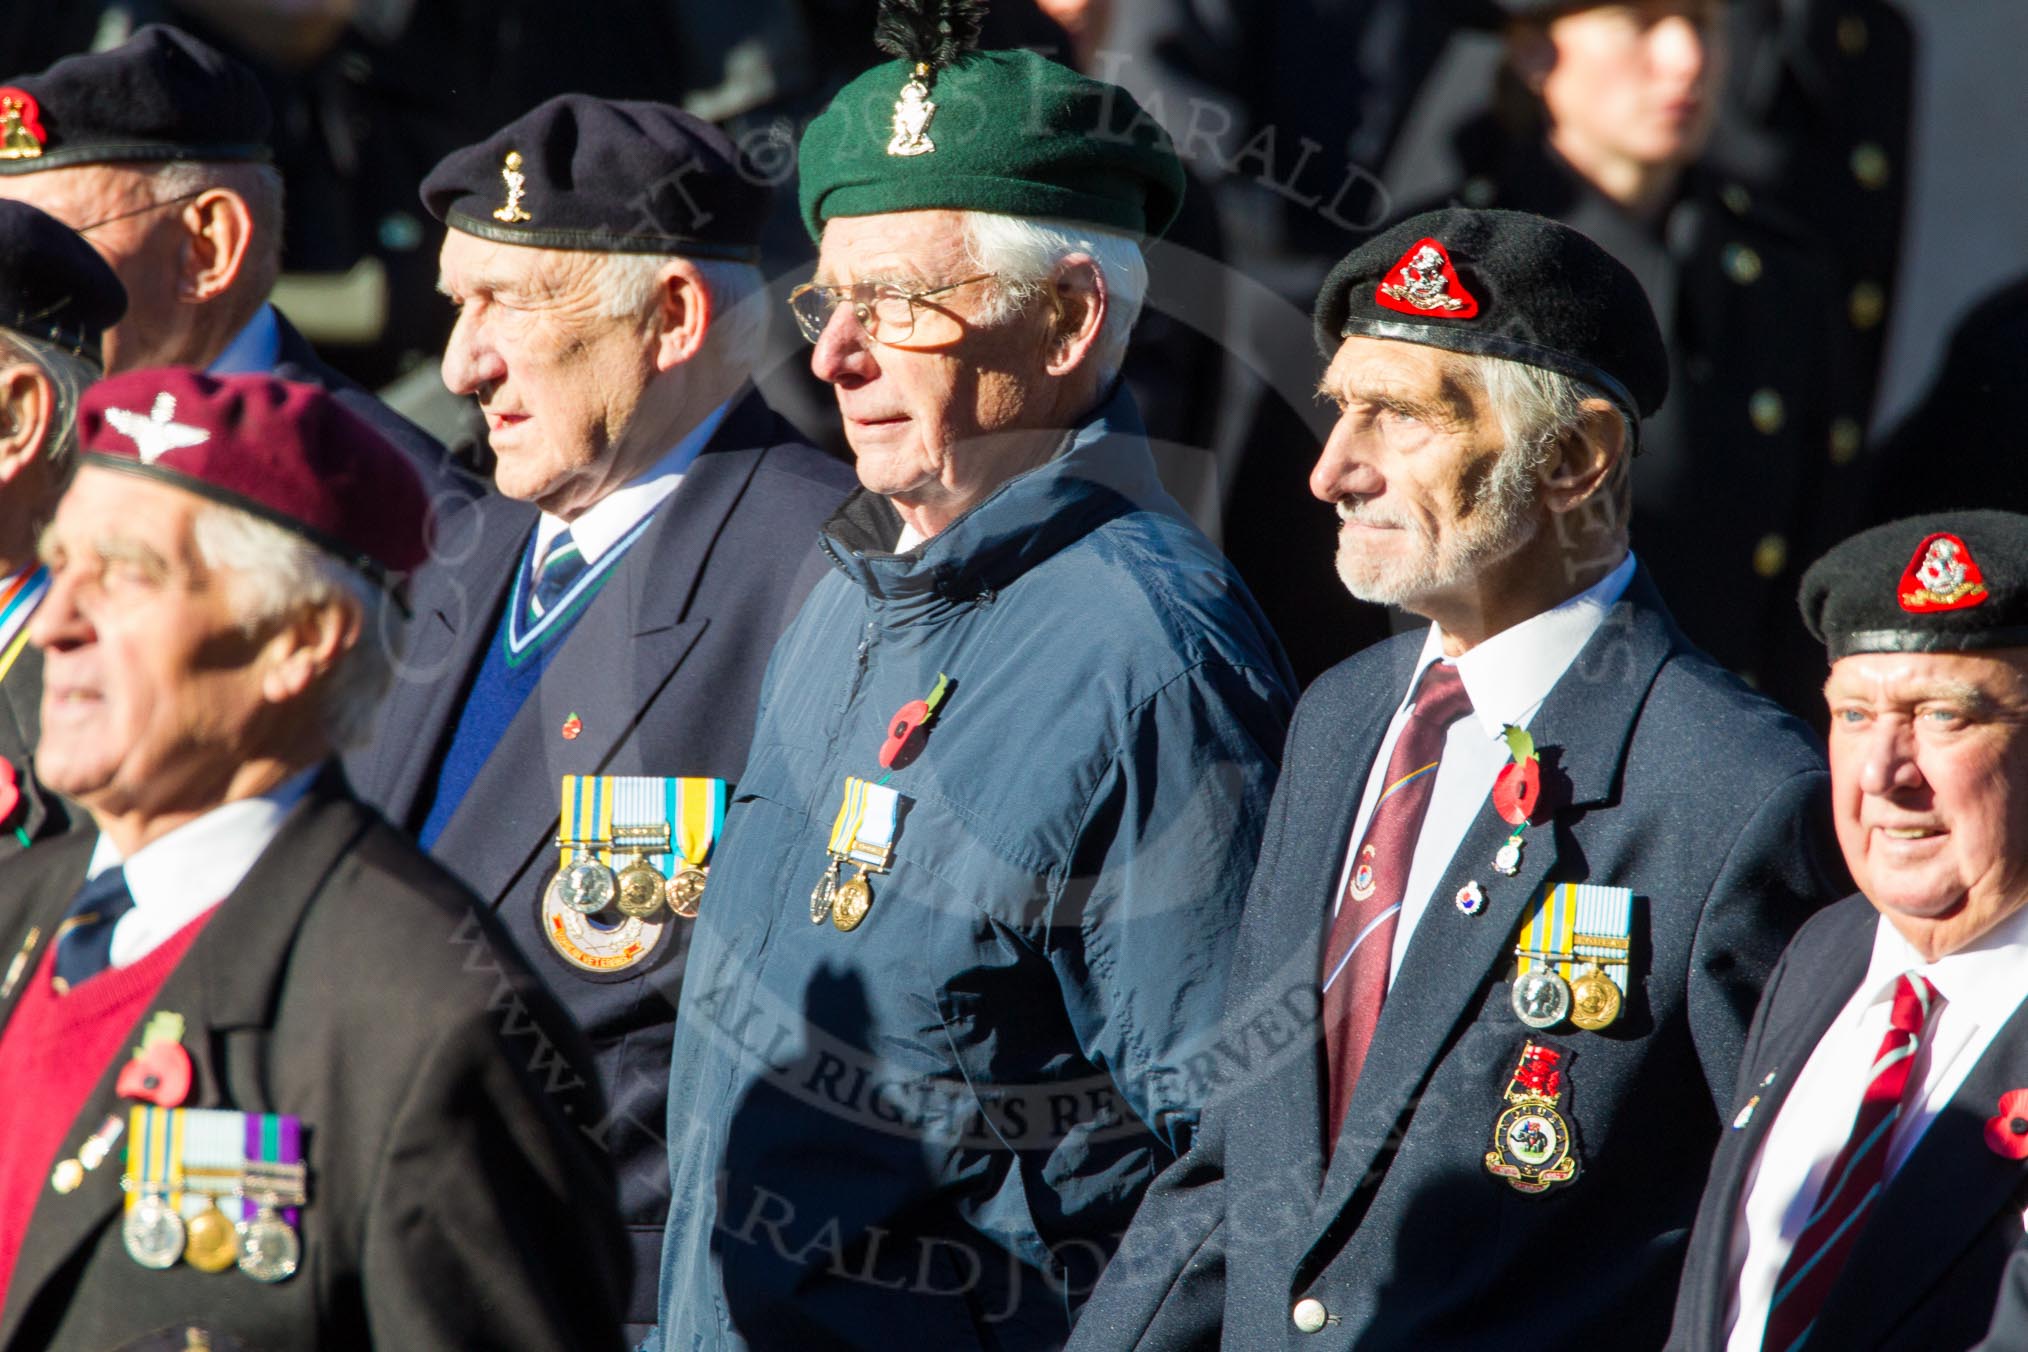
[877, 0, 986, 157]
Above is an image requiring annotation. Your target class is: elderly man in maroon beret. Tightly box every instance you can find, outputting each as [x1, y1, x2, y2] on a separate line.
[0, 369, 625, 1351]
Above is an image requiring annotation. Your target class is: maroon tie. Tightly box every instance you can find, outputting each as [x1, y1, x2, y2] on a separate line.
[1759, 973, 1939, 1352]
[1321, 662, 1473, 1148]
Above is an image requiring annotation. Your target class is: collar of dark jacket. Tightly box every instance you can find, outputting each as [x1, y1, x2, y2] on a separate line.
[818, 382, 1180, 610]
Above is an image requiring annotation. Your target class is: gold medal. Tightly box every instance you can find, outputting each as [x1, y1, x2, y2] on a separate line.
[615, 854, 667, 920]
[832, 871, 873, 932]
[667, 866, 707, 919]
[184, 1200, 239, 1273]
[1569, 966, 1622, 1031]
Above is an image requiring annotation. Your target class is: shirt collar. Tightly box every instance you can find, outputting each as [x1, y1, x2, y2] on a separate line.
[535, 398, 733, 568]
[1860, 897, 2028, 1026]
[208, 302, 283, 376]
[1404, 551, 1638, 738]
[86, 766, 319, 911]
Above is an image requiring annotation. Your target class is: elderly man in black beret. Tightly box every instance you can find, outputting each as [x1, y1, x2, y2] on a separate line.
[0, 199, 124, 858]
[0, 367, 625, 1350]
[344, 92, 854, 1342]
[650, 9, 1291, 1349]
[1670, 511, 2028, 1352]
[0, 24, 452, 486]
[1072, 206, 1846, 1351]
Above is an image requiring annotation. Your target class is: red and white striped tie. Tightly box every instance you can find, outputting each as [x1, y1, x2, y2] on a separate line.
[1760, 972, 1940, 1351]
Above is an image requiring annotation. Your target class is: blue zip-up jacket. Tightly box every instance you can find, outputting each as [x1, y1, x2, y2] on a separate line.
[653, 387, 1295, 1350]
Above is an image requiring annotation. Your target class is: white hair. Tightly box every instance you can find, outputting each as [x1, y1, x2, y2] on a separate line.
[958, 212, 1148, 386]
[1469, 352, 1634, 513]
[596, 253, 768, 373]
[148, 160, 287, 301]
[190, 505, 401, 750]
[0, 330, 98, 489]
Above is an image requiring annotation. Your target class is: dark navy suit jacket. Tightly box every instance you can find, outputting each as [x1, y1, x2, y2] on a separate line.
[349, 389, 854, 1322]
[1072, 569, 1845, 1351]
[1671, 895, 2028, 1352]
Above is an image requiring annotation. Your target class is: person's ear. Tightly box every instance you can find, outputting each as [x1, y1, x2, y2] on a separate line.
[258, 597, 358, 706]
[1043, 254, 1107, 377]
[651, 260, 714, 371]
[179, 189, 256, 303]
[1539, 399, 1626, 518]
[0, 362, 52, 488]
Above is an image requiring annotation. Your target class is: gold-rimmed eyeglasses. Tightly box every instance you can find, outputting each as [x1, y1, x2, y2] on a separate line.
[786, 272, 1002, 347]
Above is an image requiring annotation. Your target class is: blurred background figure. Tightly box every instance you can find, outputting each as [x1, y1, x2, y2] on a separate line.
[1382, 0, 1869, 721]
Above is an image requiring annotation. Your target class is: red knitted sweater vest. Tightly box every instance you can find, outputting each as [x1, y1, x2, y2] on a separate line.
[0, 908, 214, 1302]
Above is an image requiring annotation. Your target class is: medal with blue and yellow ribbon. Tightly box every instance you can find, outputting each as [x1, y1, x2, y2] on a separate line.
[544, 775, 728, 976]
[810, 777, 900, 932]
[1510, 883, 1635, 1031]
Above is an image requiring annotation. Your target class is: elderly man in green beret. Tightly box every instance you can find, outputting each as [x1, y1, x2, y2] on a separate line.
[648, 5, 1294, 1348]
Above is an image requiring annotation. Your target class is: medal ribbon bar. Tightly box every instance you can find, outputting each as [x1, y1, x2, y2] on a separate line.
[1516, 883, 1633, 993]
[828, 777, 899, 868]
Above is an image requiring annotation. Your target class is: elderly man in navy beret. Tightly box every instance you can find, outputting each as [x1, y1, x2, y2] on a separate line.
[0, 198, 125, 858]
[0, 25, 452, 486]
[1074, 206, 1846, 1351]
[345, 93, 854, 1340]
[0, 368, 625, 1349]
[1672, 511, 2028, 1352]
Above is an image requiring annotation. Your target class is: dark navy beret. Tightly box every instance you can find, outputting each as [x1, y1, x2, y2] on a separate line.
[1314, 207, 1669, 427]
[1800, 511, 2028, 660]
[421, 94, 771, 260]
[0, 25, 271, 174]
[0, 198, 125, 358]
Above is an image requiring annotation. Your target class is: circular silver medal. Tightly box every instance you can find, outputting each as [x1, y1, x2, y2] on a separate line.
[123, 1195, 187, 1269]
[1510, 968, 1572, 1029]
[236, 1212, 301, 1283]
[548, 859, 617, 915]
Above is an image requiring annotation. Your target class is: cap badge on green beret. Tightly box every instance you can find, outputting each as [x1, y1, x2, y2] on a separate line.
[1900, 533, 1989, 613]
[493, 149, 532, 224]
[874, 0, 985, 159]
[0, 89, 45, 161]
[1377, 237, 1479, 320]
[889, 64, 938, 157]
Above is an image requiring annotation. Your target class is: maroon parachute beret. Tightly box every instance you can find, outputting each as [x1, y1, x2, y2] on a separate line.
[78, 369, 431, 592]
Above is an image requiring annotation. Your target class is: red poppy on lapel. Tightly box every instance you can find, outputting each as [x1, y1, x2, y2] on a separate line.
[1985, 1089, 2028, 1159]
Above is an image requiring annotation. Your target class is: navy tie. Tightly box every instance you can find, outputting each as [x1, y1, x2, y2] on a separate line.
[528, 530, 586, 623]
[52, 866, 136, 991]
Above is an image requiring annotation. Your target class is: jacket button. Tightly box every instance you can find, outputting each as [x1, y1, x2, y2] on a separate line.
[1293, 1297, 1329, 1333]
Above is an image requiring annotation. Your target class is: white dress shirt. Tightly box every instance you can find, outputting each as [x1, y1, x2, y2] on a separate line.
[1332, 553, 1637, 982]
[95, 767, 319, 969]
[1723, 901, 2028, 1349]
[530, 398, 733, 572]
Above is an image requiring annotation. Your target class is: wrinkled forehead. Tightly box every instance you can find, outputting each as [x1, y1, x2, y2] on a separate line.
[1823, 647, 2028, 706]
[1320, 334, 1480, 408]
[815, 209, 972, 284]
[436, 228, 599, 297]
[50, 463, 204, 556]
[0, 161, 152, 223]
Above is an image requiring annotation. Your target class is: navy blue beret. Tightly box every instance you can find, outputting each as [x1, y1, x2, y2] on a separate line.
[1801, 511, 2028, 659]
[0, 198, 125, 358]
[0, 25, 271, 174]
[421, 94, 771, 260]
[1314, 207, 1669, 427]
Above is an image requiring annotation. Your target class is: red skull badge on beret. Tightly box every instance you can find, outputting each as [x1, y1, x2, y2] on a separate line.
[1899, 532, 1989, 614]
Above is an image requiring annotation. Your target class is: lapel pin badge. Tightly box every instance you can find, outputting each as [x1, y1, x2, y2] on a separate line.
[1455, 881, 1486, 916]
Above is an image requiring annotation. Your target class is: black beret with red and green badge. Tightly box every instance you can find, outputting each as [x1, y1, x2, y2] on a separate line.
[1800, 511, 2028, 660]
[1313, 207, 1670, 430]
